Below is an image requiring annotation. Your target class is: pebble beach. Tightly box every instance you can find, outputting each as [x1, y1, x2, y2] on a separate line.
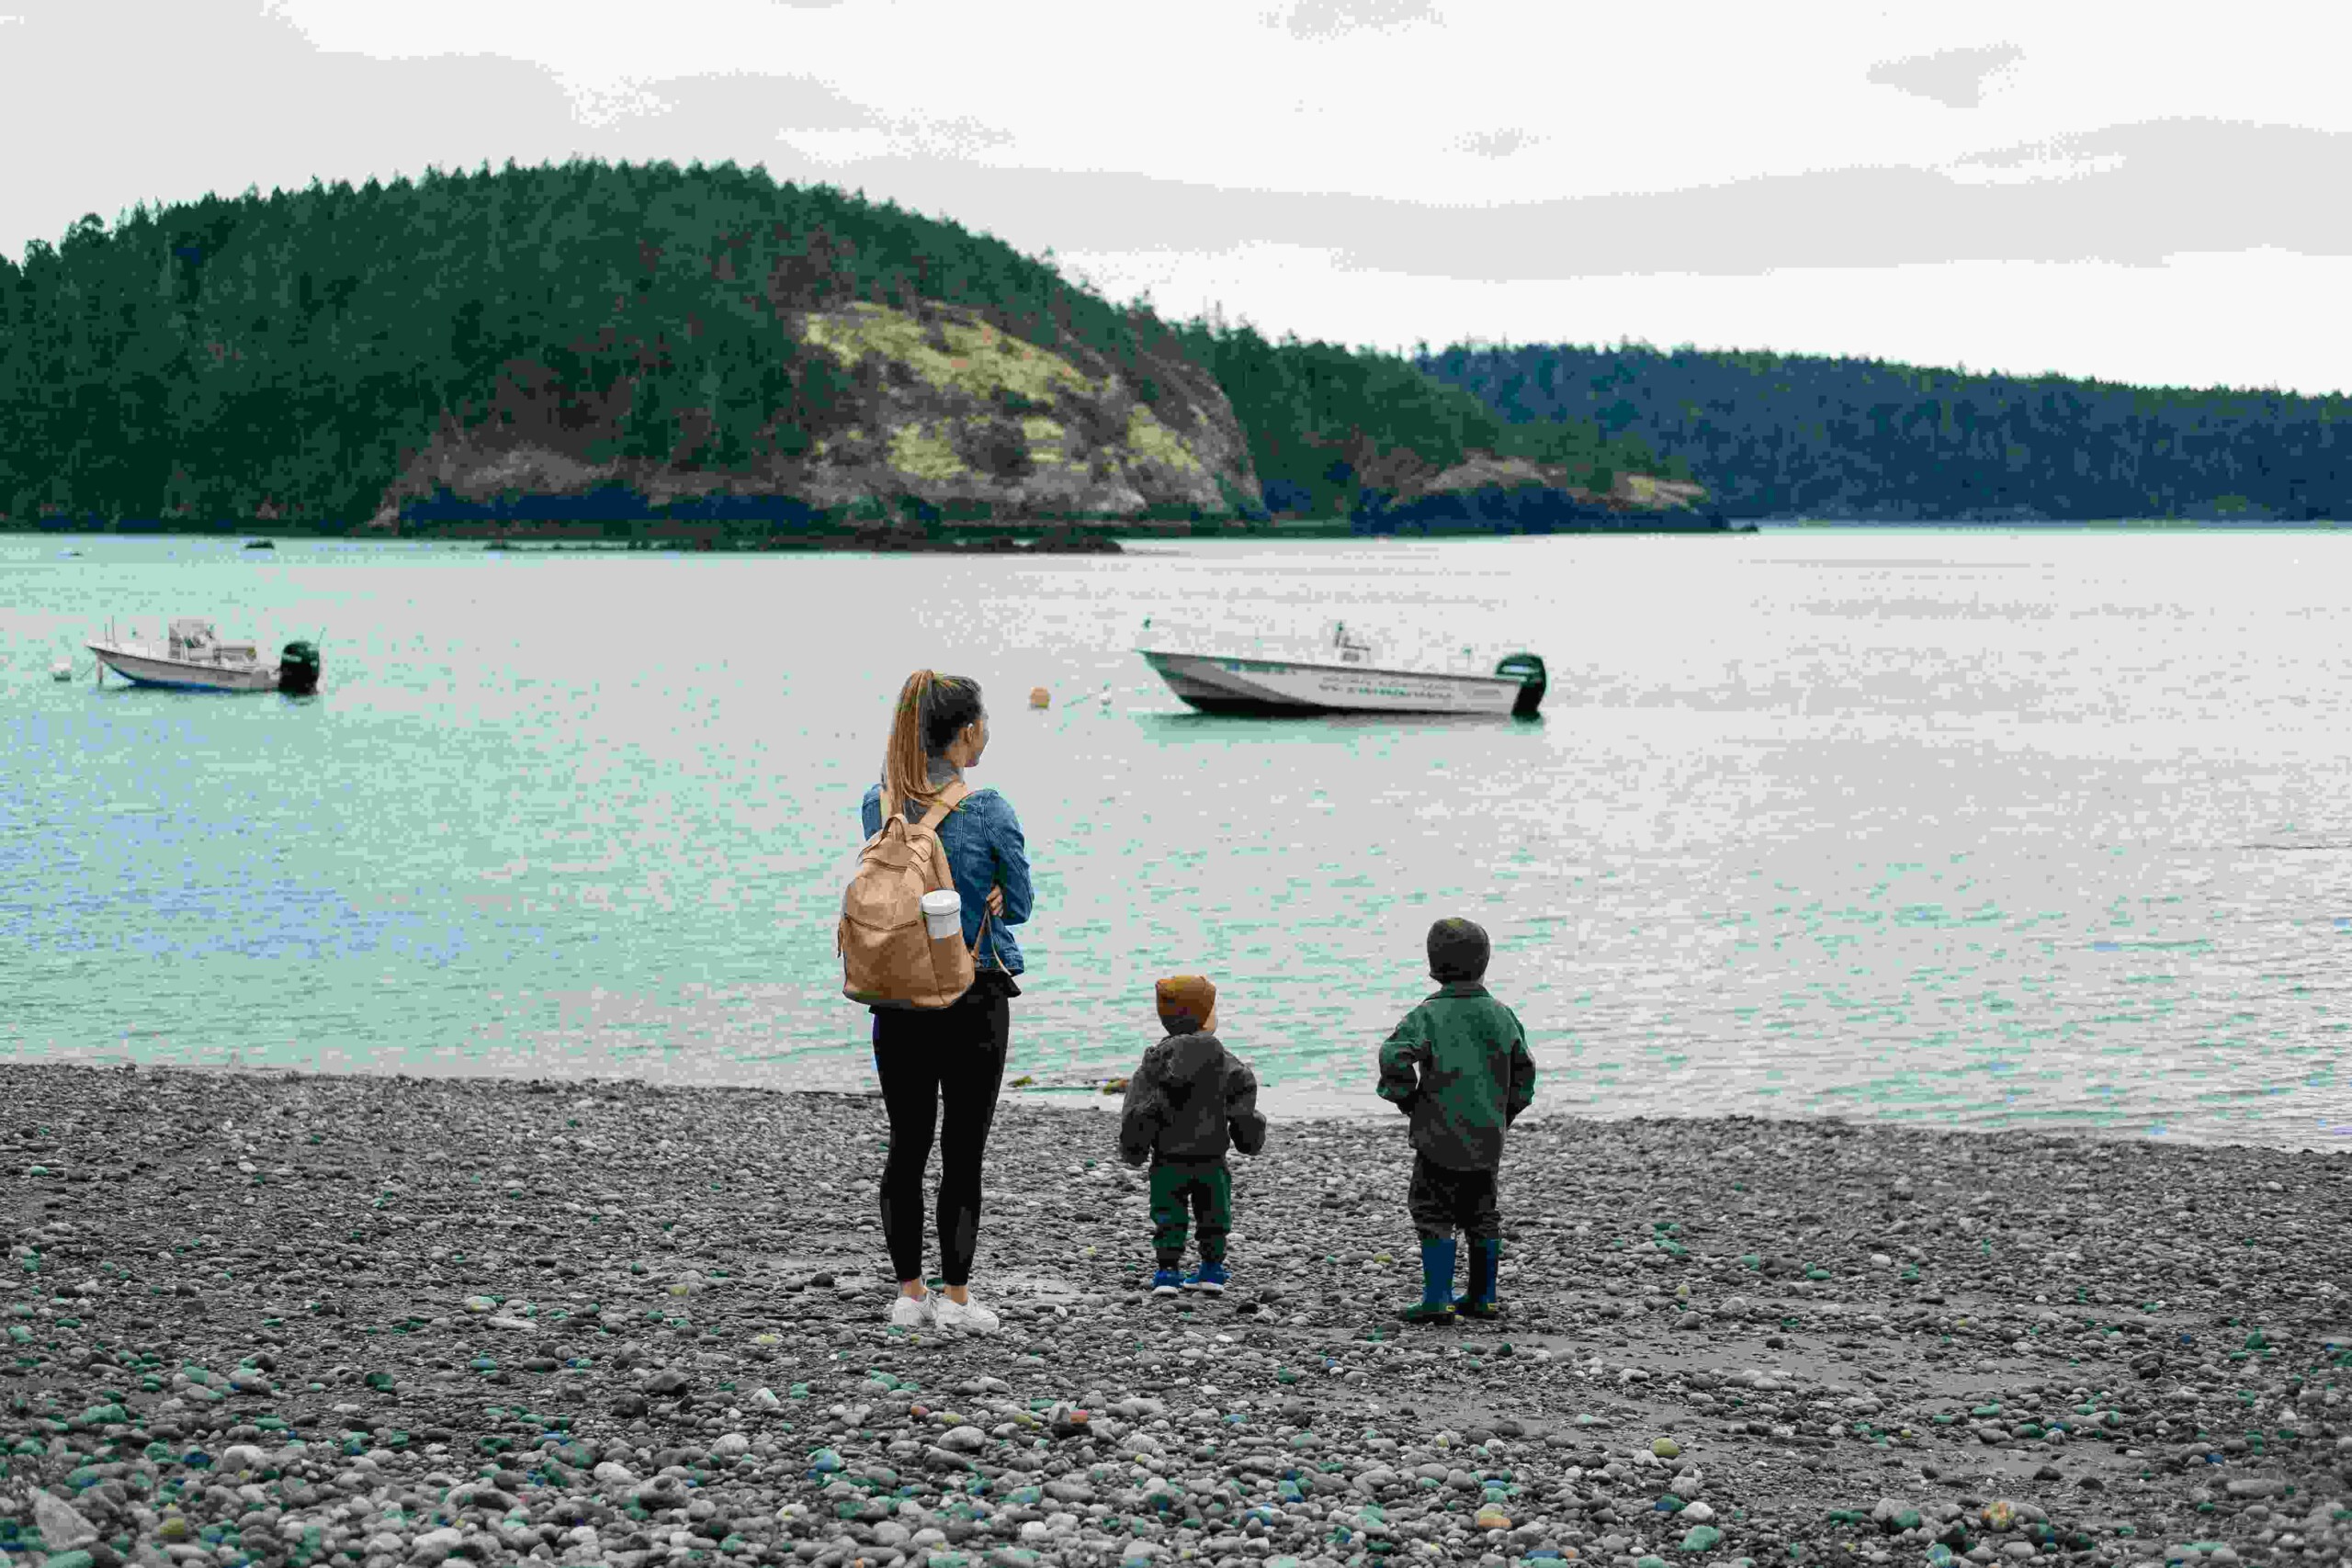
[0, 1064, 2346, 1568]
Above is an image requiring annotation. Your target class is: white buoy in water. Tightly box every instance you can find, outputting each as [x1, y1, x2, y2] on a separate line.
[51, 660, 72, 682]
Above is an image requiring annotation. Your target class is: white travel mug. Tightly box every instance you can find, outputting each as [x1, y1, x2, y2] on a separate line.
[920, 888, 963, 940]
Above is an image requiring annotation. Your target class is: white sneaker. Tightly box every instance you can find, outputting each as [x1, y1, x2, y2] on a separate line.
[932, 1292, 1001, 1336]
[888, 1292, 933, 1328]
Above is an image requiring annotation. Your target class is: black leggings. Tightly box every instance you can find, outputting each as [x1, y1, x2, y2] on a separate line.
[872, 983, 1012, 1287]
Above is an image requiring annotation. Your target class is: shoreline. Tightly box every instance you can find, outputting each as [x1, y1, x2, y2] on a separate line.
[15, 1052, 2343, 1156]
[1, 1062, 2343, 1568]
[0, 518, 1746, 547]
[13, 520, 2352, 546]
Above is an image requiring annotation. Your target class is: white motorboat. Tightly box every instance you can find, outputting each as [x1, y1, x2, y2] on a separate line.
[87, 618, 322, 694]
[1136, 621, 1546, 717]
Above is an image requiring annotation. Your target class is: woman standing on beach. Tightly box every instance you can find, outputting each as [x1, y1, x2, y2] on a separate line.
[859, 670, 1033, 1334]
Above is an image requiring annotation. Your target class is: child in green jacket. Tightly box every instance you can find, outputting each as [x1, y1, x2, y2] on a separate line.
[1376, 917, 1537, 1322]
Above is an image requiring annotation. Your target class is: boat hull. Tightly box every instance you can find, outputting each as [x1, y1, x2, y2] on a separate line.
[1138, 649, 1535, 716]
[88, 644, 280, 693]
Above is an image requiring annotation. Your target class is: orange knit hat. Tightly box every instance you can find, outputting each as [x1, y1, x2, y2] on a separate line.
[1154, 974, 1218, 1034]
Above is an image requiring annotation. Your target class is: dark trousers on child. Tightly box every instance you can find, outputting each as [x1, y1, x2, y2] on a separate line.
[1149, 1159, 1231, 1267]
[1408, 1152, 1500, 1242]
[871, 976, 1013, 1287]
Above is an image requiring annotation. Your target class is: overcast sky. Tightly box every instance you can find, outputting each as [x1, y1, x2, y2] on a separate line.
[5, 0, 2347, 394]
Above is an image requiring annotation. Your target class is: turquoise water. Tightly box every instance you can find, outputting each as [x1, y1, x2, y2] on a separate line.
[5, 529, 2349, 1148]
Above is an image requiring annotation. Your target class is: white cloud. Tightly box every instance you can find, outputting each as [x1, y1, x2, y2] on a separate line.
[201, 2, 2352, 206]
[1941, 150, 2127, 186]
[1057, 244, 2352, 396]
[558, 76, 672, 131]
[264, 0, 808, 80]
[780, 128, 901, 167]
[1265, 0, 1442, 40]
[1868, 43, 2026, 110]
[1056, 243, 1354, 325]
[6, 0, 2352, 392]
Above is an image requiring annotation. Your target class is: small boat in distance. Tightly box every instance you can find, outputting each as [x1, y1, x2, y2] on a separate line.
[1137, 621, 1546, 717]
[87, 618, 322, 694]
[243, 538, 275, 550]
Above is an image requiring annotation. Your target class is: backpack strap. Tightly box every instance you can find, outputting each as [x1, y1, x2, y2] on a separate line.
[880, 777, 970, 833]
[893, 779, 1006, 971]
[912, 778, 970, 830]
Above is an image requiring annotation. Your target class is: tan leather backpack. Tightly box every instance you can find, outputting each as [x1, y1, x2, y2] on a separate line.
[840, 780, 989, 1010]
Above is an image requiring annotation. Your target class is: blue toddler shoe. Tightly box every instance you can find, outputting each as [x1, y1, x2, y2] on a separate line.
[1150, 1268, 1184, 1296]
[1183, 1260, 1230, 1293]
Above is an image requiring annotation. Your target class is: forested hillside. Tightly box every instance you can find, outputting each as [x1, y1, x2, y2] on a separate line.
[1419, 342, 2352, 521]
[1169, 319, 1679, 521]
[0, 159, 1193, 525]
[0, 158, 1658, 530]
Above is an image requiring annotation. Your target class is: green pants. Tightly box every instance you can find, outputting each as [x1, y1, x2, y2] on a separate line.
[1148, 1161, 1231, 1267]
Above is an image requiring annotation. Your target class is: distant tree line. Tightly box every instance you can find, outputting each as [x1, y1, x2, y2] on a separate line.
[0, 159, 1663, 530]
[1419, 341, 2352, 521]
[19, 160, 2348, 531]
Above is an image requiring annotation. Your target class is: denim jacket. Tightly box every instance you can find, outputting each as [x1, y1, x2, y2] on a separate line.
[859, 767, 1032, 976]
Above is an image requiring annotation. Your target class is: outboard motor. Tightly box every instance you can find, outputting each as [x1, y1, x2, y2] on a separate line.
[1495, 652, 1546, 718]
[278, 640, 322, 695]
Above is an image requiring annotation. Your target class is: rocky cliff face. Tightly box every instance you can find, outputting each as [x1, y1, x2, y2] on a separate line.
[368, 300, 1261, 528]
[1362, 454, 1718, 529]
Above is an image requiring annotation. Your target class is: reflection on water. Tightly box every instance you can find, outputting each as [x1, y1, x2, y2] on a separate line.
[3, 529, 2349, 1149]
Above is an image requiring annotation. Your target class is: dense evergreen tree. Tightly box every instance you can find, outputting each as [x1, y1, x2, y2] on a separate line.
[1167, 317, 1666, 518]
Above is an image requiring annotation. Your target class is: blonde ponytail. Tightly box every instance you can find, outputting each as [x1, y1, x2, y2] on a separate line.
[882, 670, 938, 821]
[879, 669, 988, 822]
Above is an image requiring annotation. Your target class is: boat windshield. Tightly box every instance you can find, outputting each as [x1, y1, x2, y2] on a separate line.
[1331, 622, 1375, 662]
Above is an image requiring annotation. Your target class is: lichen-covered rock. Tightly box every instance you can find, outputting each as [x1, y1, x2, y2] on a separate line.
[1374, 456, 1712, 517]
[1409, 454, 1706, 510]
[368, 299, 1261, 528]
[1364, 454, 1717, 530]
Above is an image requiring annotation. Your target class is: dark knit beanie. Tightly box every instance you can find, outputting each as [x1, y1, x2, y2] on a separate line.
[1155, 974, 1218, 1034]
[1427, 917, 1490, 981]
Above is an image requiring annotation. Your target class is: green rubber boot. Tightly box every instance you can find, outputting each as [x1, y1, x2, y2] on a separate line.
[1456, 1237, 1504, 1320]
[1403, 1238, 1458, 1323]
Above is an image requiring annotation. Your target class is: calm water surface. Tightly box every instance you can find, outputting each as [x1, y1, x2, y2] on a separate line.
[4, 529, 2348, 1149]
